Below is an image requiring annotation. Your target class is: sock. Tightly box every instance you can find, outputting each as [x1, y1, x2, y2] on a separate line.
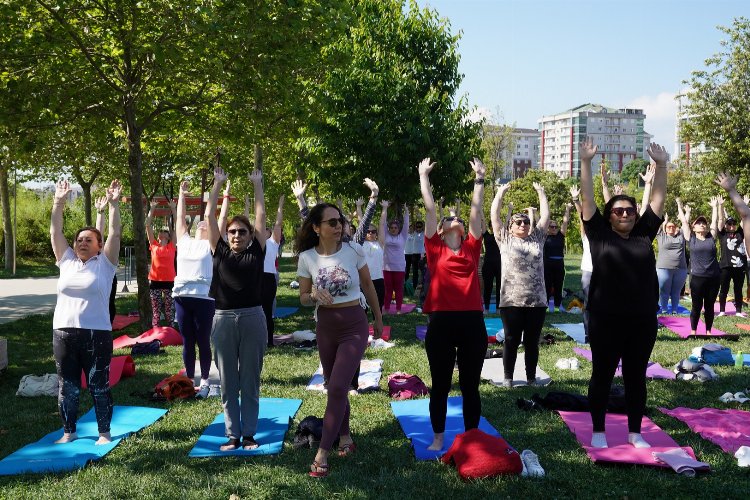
[591, 432, 608, 448]
[628, 432, 651, 448]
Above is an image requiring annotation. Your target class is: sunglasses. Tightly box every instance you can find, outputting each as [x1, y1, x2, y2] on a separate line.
[322, 218, 344, 228]
[513, 219, 530, 226]
[443, 216, 466, 225]
[366, 229, 378, 234]
[549, 225, 559, 229]
[611, 207, 637, 217]
[228, 228, 250, 236]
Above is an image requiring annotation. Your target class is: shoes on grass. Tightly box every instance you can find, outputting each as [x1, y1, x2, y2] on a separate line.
[195, 384, 210, 400]
[208, 384, 221, 398]
[521, 449, 545, 477]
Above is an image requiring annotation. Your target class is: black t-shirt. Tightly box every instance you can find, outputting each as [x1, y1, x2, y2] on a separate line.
[544, 232, 565, 260]
[483, 231, 500, 264]
[583, 205, 662, 314]
[719, 228, 747, 269]
[209, 237, 265, 310]
[689, 234, 720, 277]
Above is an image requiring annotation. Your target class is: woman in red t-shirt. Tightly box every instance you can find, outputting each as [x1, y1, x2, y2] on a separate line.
[418, 156, 487, 453]
[146, 200, 177, 327]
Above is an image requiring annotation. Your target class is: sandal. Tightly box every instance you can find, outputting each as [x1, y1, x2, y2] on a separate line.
[219, 438, 241, 451]
[309, 460, 329, 478]
[337, 442, 356, 457]
[242, 436, 259, 450]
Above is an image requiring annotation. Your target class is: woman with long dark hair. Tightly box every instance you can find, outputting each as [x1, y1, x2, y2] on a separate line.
[296, 202, 383, 478]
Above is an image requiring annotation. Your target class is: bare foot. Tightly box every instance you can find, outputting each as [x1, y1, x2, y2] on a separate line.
[55, 432, 78, 444]
[95, 432, 112, 445]
[427, 433, 444, 451]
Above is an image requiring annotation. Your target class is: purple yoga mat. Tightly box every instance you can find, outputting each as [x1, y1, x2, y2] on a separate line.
[383, 303, 417, 315]
[658, 315, 733, 338]
[416, 325, 427, 341]
[572, 348, 675, 380]
[558, 411, 697, 467]
[659, 407, 750, 455]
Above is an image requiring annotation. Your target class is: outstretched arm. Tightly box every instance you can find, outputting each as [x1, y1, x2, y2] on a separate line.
[469, 158, 486, 239]
[94, 195, 107, 236]
[533, 182, 550, 230]
[716, 194, 726, 230]
[579, 137, 598, 220]
[600, 163, 612, 204]
[646, 143, 668, 217]
[379, 200, 389, 247]
[50, 180, 72, 261]
[176, 180, 189, 241]
[490, 183, 511, 238]
[248, 169, 267, 250]
[218, 179, 231, 236]
[675, 198, 692, 240]
[207, 167, 228, 252]
[716, 172, 750, 250]
[709, 196, 719, 239]
[145, 200, 157, 243]
[103, 180, 122, 265]
[291, 179, 309, 221]
[561, 203, 572, 235]
[271, 195, 284, 244]
[352, 178, 379, 244]
[418, 158, 438, 238]
[639, 163, 656, 216]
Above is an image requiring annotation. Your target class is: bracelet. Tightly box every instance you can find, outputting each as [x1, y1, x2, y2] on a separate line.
[474, 178, 485, 185]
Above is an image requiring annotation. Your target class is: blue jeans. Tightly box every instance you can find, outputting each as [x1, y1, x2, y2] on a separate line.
[656, 267, 688, 312]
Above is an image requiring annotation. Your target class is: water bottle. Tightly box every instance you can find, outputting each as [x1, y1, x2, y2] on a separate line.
[736, 351, 744, 368]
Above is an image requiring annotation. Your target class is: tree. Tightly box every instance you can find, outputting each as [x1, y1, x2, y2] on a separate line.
[481, 112, 516, 186]
[681, 17, 750, 186]
[620, 158, 649, 187]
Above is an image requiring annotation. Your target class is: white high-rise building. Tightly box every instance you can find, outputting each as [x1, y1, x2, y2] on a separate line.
[675, 93, 708, 167]
[538, 104, 650, 178]
[509, 128, 540, 179]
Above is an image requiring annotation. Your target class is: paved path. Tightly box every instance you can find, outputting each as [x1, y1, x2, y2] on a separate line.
[0, 269, 138, 325]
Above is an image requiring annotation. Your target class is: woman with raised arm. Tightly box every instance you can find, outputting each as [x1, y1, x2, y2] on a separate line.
[51, 179, 121, 445]
[676, 196, 720, 335]
[480, 213, 501, 314]
[95, 195, 118, 325]
[491, 181, 550, 388]
[146, 199, 177, 327]
[172, 180, 215, 398]
[713, 193, 748, 318]
[206, 167, 268, 452]
[655, 209, 688, 315]
[579, 137, 668, 449]
[380, 200, 409, 313]
[544, 202, 571, 312]
[261, 195, 285, 348]
[295, 201, 383, 478]
[717, 172, 750, 271]
[419, 157, 486, 452]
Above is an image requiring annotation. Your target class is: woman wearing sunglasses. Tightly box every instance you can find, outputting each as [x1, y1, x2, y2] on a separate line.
[675, 196, 720, 335]
[490, 180, 550, 389]
[205, 166, 268, 452]
[579, 137, 668, 449]
[418, 157, 487, 453]
[295, 201, 383, 478]
[544, 204, 572, 313]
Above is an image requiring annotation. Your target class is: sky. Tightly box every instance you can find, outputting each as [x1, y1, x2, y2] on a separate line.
[416, 0, 748, 154]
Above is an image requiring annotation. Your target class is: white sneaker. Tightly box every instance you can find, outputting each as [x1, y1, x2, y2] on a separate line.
[555, 358, 571, 369]
[736, 312, 747, 318]
[569, 358, 580, 370]
[521, 449, 545, 477]
[718, 312, 726, 317]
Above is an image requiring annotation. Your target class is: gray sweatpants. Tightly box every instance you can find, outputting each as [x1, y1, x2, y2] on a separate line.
[212, 306, 267, 439]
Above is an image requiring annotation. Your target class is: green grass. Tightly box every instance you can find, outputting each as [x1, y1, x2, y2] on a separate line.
[0, 258, 58, 279]
[0, 255, 749, 499]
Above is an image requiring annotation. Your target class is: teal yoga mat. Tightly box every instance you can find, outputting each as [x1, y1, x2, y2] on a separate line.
[189, 398, 301, 457]
[274, 306, 299, 318]
[0, 406, 167, 475]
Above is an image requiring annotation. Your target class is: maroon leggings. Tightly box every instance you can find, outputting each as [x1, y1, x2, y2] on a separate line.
[316, 305, 369, 450]
[383, 270, 405, 311]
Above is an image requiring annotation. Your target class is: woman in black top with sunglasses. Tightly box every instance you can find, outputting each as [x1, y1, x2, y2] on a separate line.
[579, 137, 668, 450]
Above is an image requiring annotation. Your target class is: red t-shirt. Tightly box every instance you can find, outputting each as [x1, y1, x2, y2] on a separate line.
[148, 241, 177, 281]
[422, 232, 482, 313]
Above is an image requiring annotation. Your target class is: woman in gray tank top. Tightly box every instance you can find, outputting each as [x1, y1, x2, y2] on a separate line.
[655, 214, 687, 314]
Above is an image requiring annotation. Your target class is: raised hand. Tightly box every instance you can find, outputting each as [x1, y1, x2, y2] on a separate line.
[469, 157, 486, 178]
[54, 180, 72, 203]
[600, 164, 609, 183]
[180, 180, 190, 196]
[149, 200, 159, 210]
[613, 184, 624, 196]
[579, 137, 598, 162]
[355, 197, 364, 207]
[647, 143, 669, 164]
[248, 169, 262, 185]
[569, 185, 581, 199]
[363, 177, 379, 196]
[715, 172, 738, 192]
[684, 204, 692, 221]
[497, 182, 511, 197]
[107, 180, 122, 204]
[380, 200, 390, 209]
[709, 196, 719, 208]
[278, 195, 285, 208]
[639, 163, 656, 184]
[214, 166, 228, 185]
[417, 157, 436, 176]
[532, 182, 545, 193]
[291, 179, 307, 197]
[223, 178, 231, 197]
[167, 199, 177, 212]
[94, 196, 107, 212]
[566, 202, 574, 211]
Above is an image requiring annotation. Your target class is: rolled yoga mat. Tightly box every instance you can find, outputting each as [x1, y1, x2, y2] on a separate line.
[274, 306, 299, 318]
[0, 406, 168, 475]
[112, 326, 183, 350]
[552, 323, 587, 344]
[306, 359, 383, 392]
[189, 398, 302, 457]
[558, 411, 699, 468]
[480, 357, 552, 387]
[658, 316, 739, 340]
[80, 355, 136, 389]
[390, 396, 505, 460]
[572, 347, 675, 380]
[659, 407, 750, 455]
[111, 314, 139, 331]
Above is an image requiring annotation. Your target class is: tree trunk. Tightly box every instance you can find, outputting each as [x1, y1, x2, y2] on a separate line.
[79, 180, 93, 226]
[124, 104, 152, 330]
[0, 164, 14, 272]
[254, 143, 263, 171]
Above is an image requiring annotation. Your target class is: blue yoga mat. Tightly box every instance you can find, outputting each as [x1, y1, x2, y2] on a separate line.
[391, 396, 502, 460]
[189, 398, 301, 457]
[274, 306, 299, 319]
[0, 406, 167, 475]
[485, 318, 504, 340]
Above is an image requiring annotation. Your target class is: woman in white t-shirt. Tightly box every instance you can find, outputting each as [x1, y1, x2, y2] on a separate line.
[295, 203, 383, 478]
[173, 180, 215, 398]
[570, 186, 593, 341]
[50, 179, 122, 445]
[261, 195, 284, 348]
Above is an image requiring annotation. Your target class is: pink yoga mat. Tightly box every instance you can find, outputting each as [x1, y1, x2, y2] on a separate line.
[382, 303, 417, 315]
[659, 407, 750, 454]
[558, 411, 696, 467]
[658, 316, 737, 339]
[572, 348, 675, 380]
[81, 355, 136, 388]
[113, 326, 183, 350]
[714, 301, 737, 314]
[112, 314, 140, 331]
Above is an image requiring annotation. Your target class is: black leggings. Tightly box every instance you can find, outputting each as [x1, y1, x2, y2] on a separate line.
[690, 274, 720, 331]
[719, 267, 745, 313]
[53, 328, 113, 434]
[425, 311, 487, 434]
[261, 272, 278, 347]
[544, 259, 565, 307]
[587, 312, 656, 433]
[482, 260, 501, 310]
[109, 276, 117, 325]
[499, 307, 546, 380]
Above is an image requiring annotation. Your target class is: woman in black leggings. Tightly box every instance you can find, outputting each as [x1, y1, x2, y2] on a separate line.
[579, 138, 668, 449]
[676, 197, 720, 335]
[543, 204, 571, 312]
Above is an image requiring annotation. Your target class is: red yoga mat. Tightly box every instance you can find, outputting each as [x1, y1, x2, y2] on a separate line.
[113, 326, 183, 350]
[558, 411, 697, 467]
[369, 325, 391, 341]
[112, 314, 140, 331]
[736, 324, 750, 332]
[81, 355, 136, 388]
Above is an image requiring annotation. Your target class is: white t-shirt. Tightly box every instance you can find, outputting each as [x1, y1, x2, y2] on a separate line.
[53, 248, 117, 330]
[405, 232, 417, 254]
[264, 237, 280, 274]
[363, 241, 384, 280]
[580, 233, 593, 273]
[173, 234, 213, 298]
[297, 242, 367, 305]
[412, 231, 425, 254]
